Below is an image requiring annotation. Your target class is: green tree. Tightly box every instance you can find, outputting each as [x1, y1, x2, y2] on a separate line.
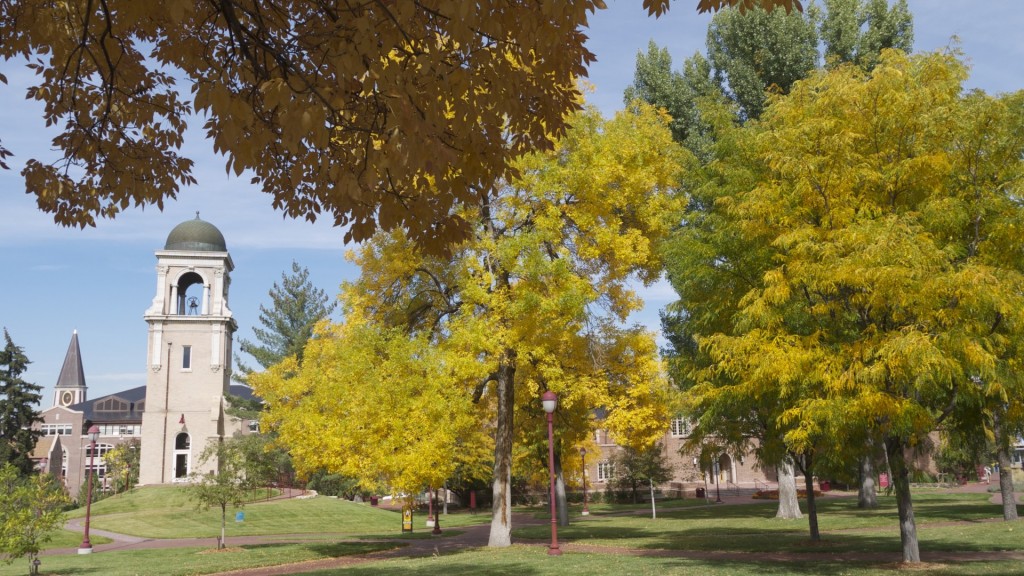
[608, 445, 674, 510]
[706, 2, 820, 120]
[0, 330, 42, 476]
[235, 261, 336, 383]
[633, 0, 916, 519]
[254, 102, 683, 548]
[820, 0, 913, 70]
[624, 44, 723, 162]
[669, 51, 1024, 563]
[0, 463, 69, 574]
[104, 439, 141, 494]
[188, 437, 260, 549]
[0, 0, 795, 252]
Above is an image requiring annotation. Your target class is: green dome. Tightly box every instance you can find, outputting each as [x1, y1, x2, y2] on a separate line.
[164, 214, 227, 252]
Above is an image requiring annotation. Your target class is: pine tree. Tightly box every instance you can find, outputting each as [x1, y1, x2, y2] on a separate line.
[234, 261, 336, 383]
[0, 329, 43, 476]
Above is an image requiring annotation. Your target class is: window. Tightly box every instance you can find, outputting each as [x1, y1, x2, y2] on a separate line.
[670, 417, 690, 437]
[182, 345, 192, 370]
[95, 397, 129, 412]
[41, 424, 73, 436]
[597, 461, 614, 482]
[97, 424, 140, 436]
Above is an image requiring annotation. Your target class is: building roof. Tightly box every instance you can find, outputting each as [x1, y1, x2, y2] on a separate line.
[164, 214, 227, 252]
[54, 330, 86, 391]
[68, 384, 258, 424]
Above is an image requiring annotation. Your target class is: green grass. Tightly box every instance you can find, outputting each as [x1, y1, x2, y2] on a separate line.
[42, 529, 113, 550]
[68, 486, 487, 540]
[513, 491, 1017, 555]
[22, 487, 1024, 576]
[283, 545, 1024, 576]
[1, 542, 395, 576]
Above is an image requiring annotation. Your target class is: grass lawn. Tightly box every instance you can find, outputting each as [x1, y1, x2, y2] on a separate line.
[19, 488, 1024, 576]
[68, 486, 488, 540]
[0, 542, 395, 576]
[277, 545, 1024, 576]
[515, 491, 1021, 555]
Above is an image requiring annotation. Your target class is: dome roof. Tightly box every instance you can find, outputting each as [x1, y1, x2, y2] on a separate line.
[164, 214, 227, 252]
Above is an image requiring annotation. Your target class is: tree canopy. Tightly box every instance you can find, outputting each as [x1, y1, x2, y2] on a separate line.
[0, 329, 42, 476]
[1, 0, 796, 251]
[253, 101, 683, 547]
[235, 260, 336, 383]
[665, 50, 1024, 563]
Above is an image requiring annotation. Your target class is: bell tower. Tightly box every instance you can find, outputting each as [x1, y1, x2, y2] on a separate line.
[139, 214, 236, 485]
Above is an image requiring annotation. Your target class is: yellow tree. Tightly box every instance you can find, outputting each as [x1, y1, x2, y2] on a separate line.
[668, 50, 1024, 562]
[255, 102, 683, 546]
[0, 0, 796, 251]
[252, 319, 487, 499]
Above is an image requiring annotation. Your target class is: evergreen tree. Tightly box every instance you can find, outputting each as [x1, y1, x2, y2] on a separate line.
[234, 261, 336, 383]
[0, 329, 42, 476]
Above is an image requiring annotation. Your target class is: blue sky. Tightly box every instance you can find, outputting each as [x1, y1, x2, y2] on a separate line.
[1, 0, 1022, 404]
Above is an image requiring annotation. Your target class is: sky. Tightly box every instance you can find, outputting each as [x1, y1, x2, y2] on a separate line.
[1, 0, 1022, 404]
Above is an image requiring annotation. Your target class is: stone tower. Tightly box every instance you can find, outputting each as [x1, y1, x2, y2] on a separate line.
[139, 215, 236, 485]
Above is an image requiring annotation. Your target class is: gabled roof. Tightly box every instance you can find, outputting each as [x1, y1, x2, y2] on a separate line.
[55, 330, 86, 391]
[70, 385, 146, 424]
[69, 384, 259, 424]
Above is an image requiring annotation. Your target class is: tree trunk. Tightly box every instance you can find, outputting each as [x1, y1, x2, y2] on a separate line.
[776, 456, 802, 519]
[554, 449, 569, 526]
[220, 503, 227, 549]
[801, 455, 819, 541]
[994, 414, 1018, 521]
[443, 483, 449, 516]
[650, 479, 657, 519]
[997, 448, 1017, 521]
[488, 359, 516, 547]
[886, 437, 921, 563]
[858, 450, 878, 509]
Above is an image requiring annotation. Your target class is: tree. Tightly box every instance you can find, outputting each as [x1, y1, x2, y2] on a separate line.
[104, 439, 141, 494]
[608, 445, 674, 513]
[253, 322, 484, 502]
[624, 43, 723, 162]
[706, 2, 820, 120]
[0, 330, 42, 476]
[0, 0, 796, 252]
[669, 51, 1024, 563]
[634, 0, 915, 521]
[820, 0, 913, 70]
[254, 102, 682, 547]
[0, 464, 69, 574]
[235, 261, 336, 383]
[188, 437, 260, 549]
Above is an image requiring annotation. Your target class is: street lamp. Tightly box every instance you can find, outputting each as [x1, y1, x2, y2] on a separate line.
[79, 425, 100, 554]
[541, 390, 562, 556]
[580, 447, 589, 516]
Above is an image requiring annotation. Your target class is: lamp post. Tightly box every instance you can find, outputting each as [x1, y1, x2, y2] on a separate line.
[79, 425, 100, 554]
[541, 390, 562, 556]
[580, 447, 589, 516]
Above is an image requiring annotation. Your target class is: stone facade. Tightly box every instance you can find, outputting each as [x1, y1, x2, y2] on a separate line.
[32, 217, 253, 498]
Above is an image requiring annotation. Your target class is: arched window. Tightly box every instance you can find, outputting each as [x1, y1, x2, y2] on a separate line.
[173, 433, 191, 480]
[175, 433, 190, 450]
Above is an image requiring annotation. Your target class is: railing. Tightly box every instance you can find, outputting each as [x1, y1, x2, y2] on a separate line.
[754, 479, 774, 493]
[726, 481, 741, 496]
